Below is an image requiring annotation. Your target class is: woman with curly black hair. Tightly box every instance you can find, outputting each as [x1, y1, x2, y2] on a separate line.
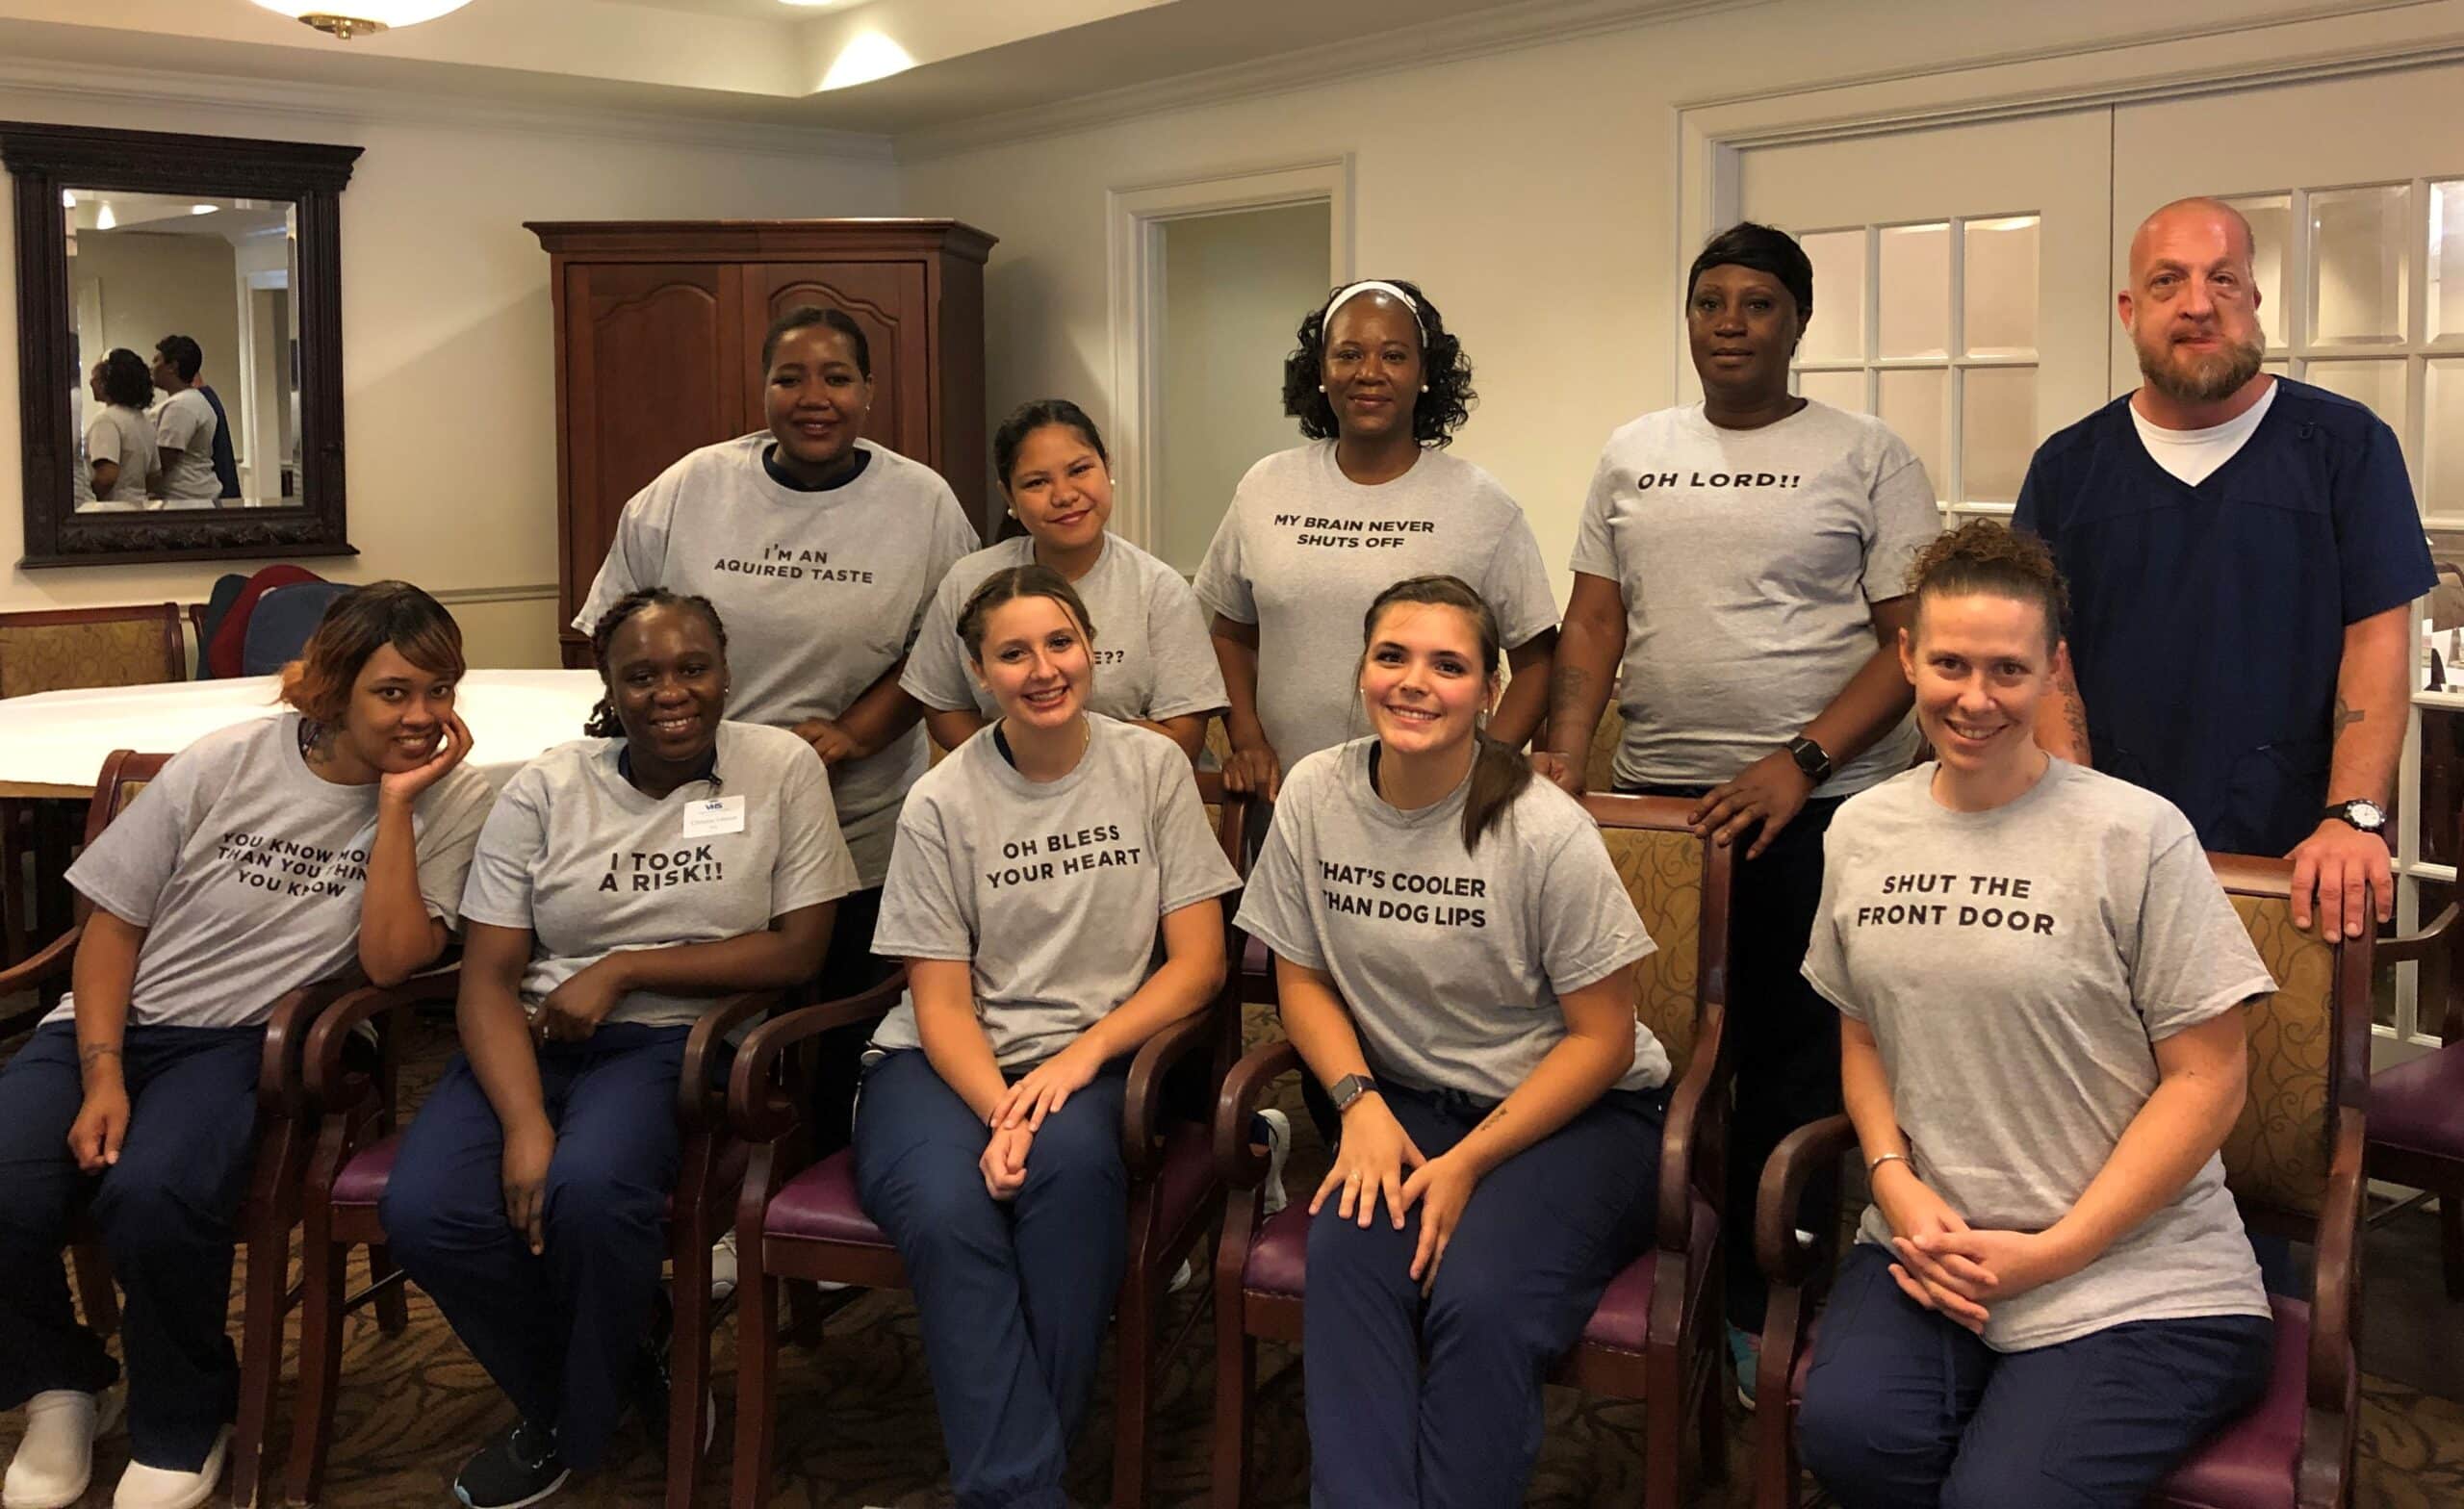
[1193, 279, 1558, 802]
[83, 349, 158, 509]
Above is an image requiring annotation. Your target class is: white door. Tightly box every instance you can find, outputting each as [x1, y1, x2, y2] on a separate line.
[2115, 62, 2464, 1062]
[1734, 109, 2113, 524]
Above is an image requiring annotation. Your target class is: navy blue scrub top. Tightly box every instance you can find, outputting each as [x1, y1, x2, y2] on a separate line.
[2013, 378, 2431, 857]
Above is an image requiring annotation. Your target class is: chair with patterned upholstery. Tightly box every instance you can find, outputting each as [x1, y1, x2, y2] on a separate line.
[0, 748, 364, 1509]
[1210, 792, 1733, 1509]
[2369, 894, 2464, 1299]
[1751, 853, 2371, 1509]
[725, 776, 1247, 1509]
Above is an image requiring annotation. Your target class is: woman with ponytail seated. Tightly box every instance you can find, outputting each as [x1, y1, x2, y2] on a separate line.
[0, 582, 490, 1509]
[1793, 523, 2273, 1508]
[854, 565, 1241, 1509]
[379, 590, 855, 1509]
[1234, 573, 1670, 1507]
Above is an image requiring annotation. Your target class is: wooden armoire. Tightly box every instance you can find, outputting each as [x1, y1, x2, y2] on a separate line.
[530, 218, 998, 668]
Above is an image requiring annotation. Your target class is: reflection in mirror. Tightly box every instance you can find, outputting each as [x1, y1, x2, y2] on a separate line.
[65, 191, 299, 514]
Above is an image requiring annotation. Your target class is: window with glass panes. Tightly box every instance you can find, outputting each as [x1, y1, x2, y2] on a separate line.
[1788, 216, 2040, 527]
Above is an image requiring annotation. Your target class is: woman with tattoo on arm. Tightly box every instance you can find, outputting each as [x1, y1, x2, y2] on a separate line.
[0, 584, 490, 1509]
[1235, 575, 1668, 1507]
[1536, 222, 1941, 1405]
[1793, 523, 2272, 1508]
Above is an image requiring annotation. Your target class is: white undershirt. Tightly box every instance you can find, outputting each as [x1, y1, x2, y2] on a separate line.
[2129, 380, 2277, 486]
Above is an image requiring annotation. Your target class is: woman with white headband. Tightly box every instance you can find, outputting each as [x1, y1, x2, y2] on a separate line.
[1194, 278, 1559, 805]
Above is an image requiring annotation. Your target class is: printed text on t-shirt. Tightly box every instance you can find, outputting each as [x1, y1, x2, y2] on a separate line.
[218, 830, 370, 898]
[1271, 513, 1435, 550]
[1851, 871, 2056, 935]
[1632, 472, 1802, 489]
[708, 545, 878, 583]
[987, 824, 1144, 888]
[599, 845, 725, 892]
[1317, 857, 1486, 928]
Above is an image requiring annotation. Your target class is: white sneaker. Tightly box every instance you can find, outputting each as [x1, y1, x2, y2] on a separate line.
[710, 1230, 739, 1304]
[4, 1389, 123, 1509]
[111, 1425, 228, 1509]
[1257, 1108, 1293, 1217]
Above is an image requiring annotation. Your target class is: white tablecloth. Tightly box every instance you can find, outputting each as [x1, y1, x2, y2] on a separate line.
[0, 670, 605, 794]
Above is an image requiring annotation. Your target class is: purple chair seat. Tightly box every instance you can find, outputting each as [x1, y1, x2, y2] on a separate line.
[766, 1128, 1220, 1250]
[2371, 1041, 2464, 1158]
[332, 1129, 733, 1220]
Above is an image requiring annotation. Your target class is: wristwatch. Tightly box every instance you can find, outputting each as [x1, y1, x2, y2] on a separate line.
[1785, 734, 1834, 786]
[2323, 799, 2388, 835]
[1327, 1073, 1380, 1113]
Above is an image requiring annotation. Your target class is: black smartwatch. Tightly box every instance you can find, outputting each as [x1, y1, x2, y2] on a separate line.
[2323, 799, 2388, 835]
[1327, 1073, 1379, 1113]
[1785, 734, 1834, 786]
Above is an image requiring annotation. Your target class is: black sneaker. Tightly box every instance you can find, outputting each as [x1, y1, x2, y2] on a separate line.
[452, 1420, 569, 1509]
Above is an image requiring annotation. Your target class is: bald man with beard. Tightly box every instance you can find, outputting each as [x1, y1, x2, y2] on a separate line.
[2014, 196, 2430, 941]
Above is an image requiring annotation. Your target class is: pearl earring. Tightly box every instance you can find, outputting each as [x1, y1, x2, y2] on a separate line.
[1420, 384, 1429, 392]
[1318, 383, 1328, 393]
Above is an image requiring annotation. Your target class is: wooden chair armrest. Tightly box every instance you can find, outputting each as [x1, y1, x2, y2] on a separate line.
[1655, 999, 1730, 1253]
[258, 968, 371, 1116]
[2373, 902, 2458, 965]
[301, 968, 459, 1114]
[677, 990, 787, 1131]
[2307, 1107, 2365, 1414]
[1214, 1037, 1301, 1189]
[0, 924, 80, 1002]
[724, 973, 908, 1144]
[1756, 1113, 1859, 1286]
[1121, 1006, 1219, 1177]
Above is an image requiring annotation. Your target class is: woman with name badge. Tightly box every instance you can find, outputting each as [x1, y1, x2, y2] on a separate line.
[381, 591, 856, 1509]
[856, 566, 1241, 1509]
[0, 583, 491, 1509]
[904, 398, 1226, 762]
[1538, 221, 1942, 1401]
[1793, 523, 2274, 1509]
[1235, 574, 1670, 1508]
[1194, 279, 1558, 804]
[83, 348, 160, 510]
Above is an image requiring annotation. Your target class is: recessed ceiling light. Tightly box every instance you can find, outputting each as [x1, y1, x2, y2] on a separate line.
[95, 202, 116, 229]
[192, 204, 219, 215]
[820, 32, 913, 89]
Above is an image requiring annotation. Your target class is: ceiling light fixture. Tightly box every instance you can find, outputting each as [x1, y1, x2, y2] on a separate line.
[61, 189, 75, 208]
[249, 1, 475, 40]
[192, 204, 219, 215]
[95, 202, 116, 230]
[819, 33, 915, 90]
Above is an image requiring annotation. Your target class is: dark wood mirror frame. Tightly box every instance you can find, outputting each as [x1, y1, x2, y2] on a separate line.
[2, 122, 362, 568]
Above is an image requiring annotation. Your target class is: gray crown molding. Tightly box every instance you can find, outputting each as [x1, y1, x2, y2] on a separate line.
[0, 56, 894, 164]
[429, 582, 559, 605]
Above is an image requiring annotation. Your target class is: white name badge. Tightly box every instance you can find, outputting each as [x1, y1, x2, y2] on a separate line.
[681, 795, 747, 838]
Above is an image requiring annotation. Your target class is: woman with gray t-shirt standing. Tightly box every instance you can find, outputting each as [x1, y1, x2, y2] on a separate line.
[1236, 575, 1668, 1508]
[1794, 524, 2273, 1508]
[851, 565, 1241, 1509]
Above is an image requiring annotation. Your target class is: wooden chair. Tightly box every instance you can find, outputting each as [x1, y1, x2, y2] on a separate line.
[2368, 894, 2464, 1298]
[1751, 853, 2372, 1509]
[726, 775, 1248, 1509]
[283, 979, 775, 1509]
[1209, 792, 1733, 1509]
[0, 748, 363, 1509]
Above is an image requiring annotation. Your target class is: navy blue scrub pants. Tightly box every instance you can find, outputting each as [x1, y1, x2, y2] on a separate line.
[853, 1049, 1128, 1509]
[380, 1022, 688, 1472]
[1797, 1243, 2274, 1509]
[0, 1022, 263, 1471]
[1302, 1082, 1664, 1509]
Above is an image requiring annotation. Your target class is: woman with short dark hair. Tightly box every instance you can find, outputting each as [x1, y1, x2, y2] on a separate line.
[83, 349, 158, 508]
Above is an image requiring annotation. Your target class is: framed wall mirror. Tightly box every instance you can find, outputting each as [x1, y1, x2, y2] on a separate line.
[2, 122, 361, 567]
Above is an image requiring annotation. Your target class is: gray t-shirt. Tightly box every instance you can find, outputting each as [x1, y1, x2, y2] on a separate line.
[1572, 401, 1938, 794]
[84, 405, 157, 507]
[1193, 443, 1559, 769]
[1802, 759, 2274, 1351]
[156, 388, 220, 501]
[1236, 738, 1669, 1104]
[868, 716, 1241, 1069]
[574, 435, 980, 886]
[50, 714, 493, 1031]
[901, 533, 1227, 725]
[458, 722, 859, 1030]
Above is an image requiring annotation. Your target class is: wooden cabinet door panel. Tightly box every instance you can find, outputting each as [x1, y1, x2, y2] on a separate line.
[562, 262, 744, 632]
[743, 262, 931, 464]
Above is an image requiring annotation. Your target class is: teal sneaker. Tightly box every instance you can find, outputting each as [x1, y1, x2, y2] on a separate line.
[1727, 1322, 1760, 1412]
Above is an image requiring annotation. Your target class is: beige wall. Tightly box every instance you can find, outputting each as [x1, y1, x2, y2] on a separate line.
[1, 94, 900, 668]
[70, 229, 243, 409]
[1156, 202, 1329, 574]
[899, 0, 2426, 598]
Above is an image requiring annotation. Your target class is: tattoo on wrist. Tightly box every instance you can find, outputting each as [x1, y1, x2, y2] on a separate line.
[78, 1044, 121, 1069]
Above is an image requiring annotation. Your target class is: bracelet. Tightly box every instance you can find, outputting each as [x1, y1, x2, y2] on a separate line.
[1866, 1151, 1912, 1178]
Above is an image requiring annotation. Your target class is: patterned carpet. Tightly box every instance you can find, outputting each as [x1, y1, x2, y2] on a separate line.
[6, 1006, 2463, 1507]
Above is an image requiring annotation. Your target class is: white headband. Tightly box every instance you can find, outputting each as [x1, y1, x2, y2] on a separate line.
[1321, 279, 1424, 336]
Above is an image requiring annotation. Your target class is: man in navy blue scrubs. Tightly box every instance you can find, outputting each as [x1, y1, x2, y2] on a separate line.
[2015, 196, 2430, 941]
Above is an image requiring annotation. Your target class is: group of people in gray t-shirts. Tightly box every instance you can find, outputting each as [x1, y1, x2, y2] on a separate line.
[73, 334, 238, 511]
[3, 220, 2327, 1509]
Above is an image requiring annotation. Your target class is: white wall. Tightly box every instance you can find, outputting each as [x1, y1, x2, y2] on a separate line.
[1156, 202, 1329, 573]
[71, 230, 243, 409]
[900, 0, 2450, 596]
[1, 88, 900, 667]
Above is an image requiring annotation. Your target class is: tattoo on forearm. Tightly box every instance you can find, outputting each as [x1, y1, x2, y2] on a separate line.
[1473, 1105, 1508, 1137]
[2332, 697, 2365, 740]
[2055, 665, 2091, 759]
